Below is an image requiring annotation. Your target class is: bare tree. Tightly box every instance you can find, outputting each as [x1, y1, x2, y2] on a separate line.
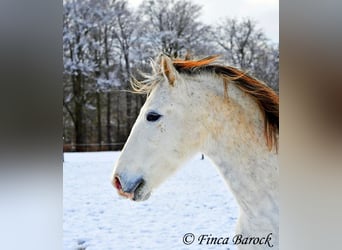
[214, 18, 278, 90]
[63, 0, 120, 150]
[252, 43, 279, 92]
[111, 1, 141, 129]
[63, 0, 96, 151]
[138, 0, 210, 58]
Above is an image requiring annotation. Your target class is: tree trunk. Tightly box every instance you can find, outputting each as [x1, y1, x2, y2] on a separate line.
[106, 92, 112, 150]
[115, 92, 121, 149]
[123, 51, 133, 132]
[96, 92, 102, 151]
[126, 92, 132, 132]
[73, 71, 86, 152]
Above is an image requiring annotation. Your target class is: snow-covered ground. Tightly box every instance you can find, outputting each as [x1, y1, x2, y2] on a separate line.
[63, 152, 239, 250]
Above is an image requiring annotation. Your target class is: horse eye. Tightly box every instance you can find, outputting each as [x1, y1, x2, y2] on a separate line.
[146, 111, 162, 122]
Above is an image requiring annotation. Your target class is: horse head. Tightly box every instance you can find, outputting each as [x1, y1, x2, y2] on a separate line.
[112, 55, 204, 201]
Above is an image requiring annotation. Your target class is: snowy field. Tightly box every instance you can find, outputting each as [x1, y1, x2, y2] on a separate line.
[63, 152, 239, 250]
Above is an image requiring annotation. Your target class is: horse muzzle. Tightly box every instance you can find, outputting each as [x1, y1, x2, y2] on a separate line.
[113, 174, 151, 201]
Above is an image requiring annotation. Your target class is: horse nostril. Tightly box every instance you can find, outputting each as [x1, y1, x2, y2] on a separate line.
[135, 178, 144, 191]
[114, 176, 122, 191]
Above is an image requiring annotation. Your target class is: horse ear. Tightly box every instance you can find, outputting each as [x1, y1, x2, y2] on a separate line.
[161, 55, 176, 86]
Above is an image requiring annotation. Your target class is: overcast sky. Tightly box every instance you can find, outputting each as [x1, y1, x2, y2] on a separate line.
[128, 0, 279, 43]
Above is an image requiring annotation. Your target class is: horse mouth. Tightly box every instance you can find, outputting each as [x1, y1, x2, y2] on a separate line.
[132, 181, 151, 201]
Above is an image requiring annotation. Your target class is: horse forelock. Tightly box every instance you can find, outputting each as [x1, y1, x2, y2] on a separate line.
[132, 55, 279, 151]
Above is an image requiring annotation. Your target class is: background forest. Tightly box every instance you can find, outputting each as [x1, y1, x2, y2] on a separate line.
[63, 0, 279, 151]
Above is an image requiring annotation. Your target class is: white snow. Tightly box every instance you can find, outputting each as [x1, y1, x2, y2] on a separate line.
[63, 152, 239, 250]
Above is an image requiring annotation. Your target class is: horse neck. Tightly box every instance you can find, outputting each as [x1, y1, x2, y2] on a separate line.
[191, 74, 279, 230]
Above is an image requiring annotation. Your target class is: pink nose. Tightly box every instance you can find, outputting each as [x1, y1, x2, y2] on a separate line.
[114, 176, 122, 191]
[112, 175, 144, 200]
[113, 175, 133, 199]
